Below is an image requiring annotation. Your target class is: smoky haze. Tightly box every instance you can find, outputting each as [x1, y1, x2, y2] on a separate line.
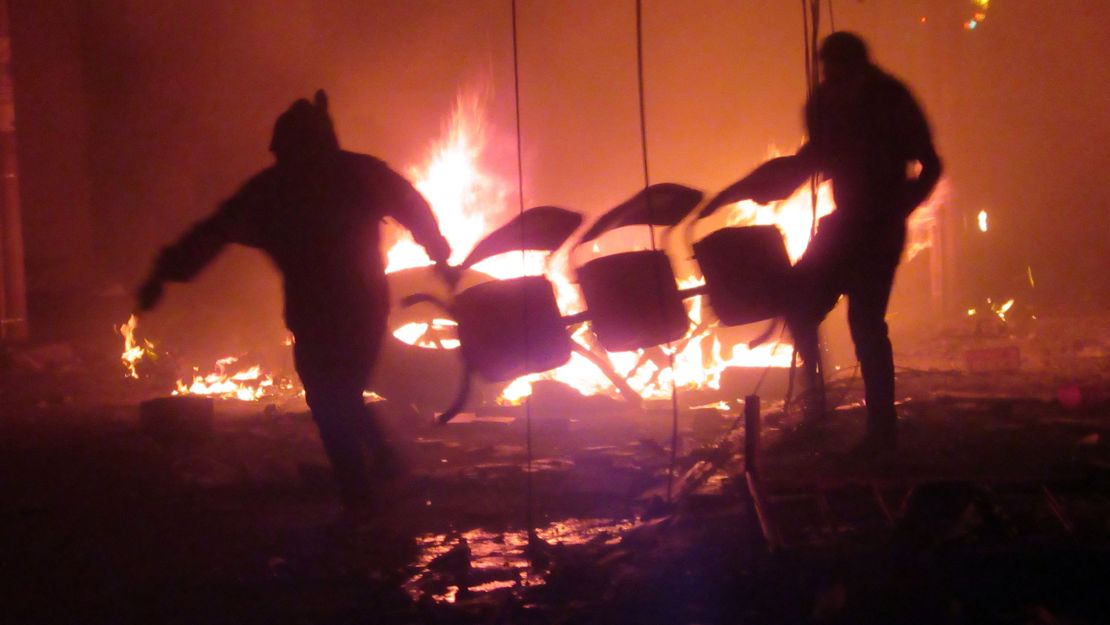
[8, 0, 1109, 345]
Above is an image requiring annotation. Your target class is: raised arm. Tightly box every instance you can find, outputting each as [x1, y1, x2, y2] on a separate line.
[135, 172, 265, 311]
[702, 152, 819, 218]
[375, 163, 451, 266]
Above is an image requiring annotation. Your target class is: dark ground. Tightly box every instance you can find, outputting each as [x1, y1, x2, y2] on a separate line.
[2, 317, 1110, 624]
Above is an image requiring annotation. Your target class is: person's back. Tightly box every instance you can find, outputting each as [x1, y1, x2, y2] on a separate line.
[227, 150, 418, 338]
[806, 68, 924, 222]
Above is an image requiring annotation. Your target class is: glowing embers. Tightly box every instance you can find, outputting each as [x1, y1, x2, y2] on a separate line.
[172, 356, 277, 402]
[117, 317, 291, 402]
[965, 297, 1035, 339]
[968, 297, 1016, 323]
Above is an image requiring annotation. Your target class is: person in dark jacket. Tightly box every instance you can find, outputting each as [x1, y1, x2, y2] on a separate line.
[704, 32, 942, 454]
[137, 91, 451, 507]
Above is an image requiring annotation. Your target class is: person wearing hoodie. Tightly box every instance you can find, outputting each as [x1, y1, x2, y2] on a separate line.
[137, 91, 451, 509]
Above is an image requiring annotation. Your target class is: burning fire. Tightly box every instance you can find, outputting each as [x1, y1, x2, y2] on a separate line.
[172, 356, 277, 402]
[393, 318, 462, 350]
[117, 315, 290, 401]
[723, 181, 834, 263]
[118, 314, 155, 379]
[386, 93, 512, 273]
[390, 97, 951, 404]
[122, 92, 947, 407]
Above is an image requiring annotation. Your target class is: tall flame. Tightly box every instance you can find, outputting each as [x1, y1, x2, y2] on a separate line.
[118, 314, 150, 379]
[121, 93, 947, 408]
[386, 94, 511, 274]
[395, 97, 948, 404]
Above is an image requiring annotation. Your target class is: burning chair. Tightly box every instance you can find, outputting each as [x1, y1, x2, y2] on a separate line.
[398, 181, 797, 423]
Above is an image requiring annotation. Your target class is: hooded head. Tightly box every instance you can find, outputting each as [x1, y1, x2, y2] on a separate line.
[269, 90, 340, 166]
[819, 31, 871, 84]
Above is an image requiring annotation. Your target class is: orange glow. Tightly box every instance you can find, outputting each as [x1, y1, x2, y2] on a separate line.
[386, 93, 511, 275]
[119, 317, 286, 401]
[118, 314, 152, 379]
[172, 356, 278, 402]
[123, 94, 947, 408]
[995, 298, 1015, 321]
[392, 318, 461, 350]
[391, 97, 949, 404]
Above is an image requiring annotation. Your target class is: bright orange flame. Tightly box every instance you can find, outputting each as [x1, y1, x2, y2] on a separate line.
[995, 297, 1015, 321]
[386, 93, 511, 274]
[118, 315, 287, 401]
[118, 314, 150, 379]
[392, 318, 461, 350]
[172, 356, 278, 402]
[391, 97, 948, 404]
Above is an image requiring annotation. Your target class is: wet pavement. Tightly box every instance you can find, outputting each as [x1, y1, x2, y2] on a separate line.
[3, 328, 1110, 623]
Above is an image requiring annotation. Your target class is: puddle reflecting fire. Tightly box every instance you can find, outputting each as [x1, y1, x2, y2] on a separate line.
[405, 517, 638, 603]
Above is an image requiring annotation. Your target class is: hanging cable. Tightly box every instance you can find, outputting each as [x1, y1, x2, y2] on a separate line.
[801, 1, 810, 92]
[786, 1, 824, 413]
[509, 0, 537, 564]
[634, 0, 682, 504]
[807, 0, 826, 391]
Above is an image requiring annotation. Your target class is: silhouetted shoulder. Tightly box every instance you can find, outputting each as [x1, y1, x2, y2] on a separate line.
[868, 69, 919, 111]
[339, 150, 420, 200]
[225, 166, 280, 211]
[339, 150, 392, 177]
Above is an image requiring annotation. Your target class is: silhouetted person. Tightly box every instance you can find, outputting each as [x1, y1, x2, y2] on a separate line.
[704, 32, 942, 454]
[136, 91, 451, 508]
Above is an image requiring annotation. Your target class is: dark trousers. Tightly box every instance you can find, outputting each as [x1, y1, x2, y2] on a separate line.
[293, 322, 386, 506]
[786, 214, 904, 438]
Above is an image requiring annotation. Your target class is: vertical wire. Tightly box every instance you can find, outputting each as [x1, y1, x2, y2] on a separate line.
[634, 0, 681, 503]
[808, 0, 826, 387]
[788, 0, 821, 411]
[634, 0, 654, 252]
[809, 0, 820, 240]
[802, 0, 812, 93]
[509, 0, 536, 562]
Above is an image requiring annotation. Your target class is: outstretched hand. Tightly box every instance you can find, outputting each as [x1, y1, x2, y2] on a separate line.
[136, 277, 165, 312]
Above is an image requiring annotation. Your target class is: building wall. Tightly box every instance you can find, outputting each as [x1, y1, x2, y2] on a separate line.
[8, 0, 96, 307]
